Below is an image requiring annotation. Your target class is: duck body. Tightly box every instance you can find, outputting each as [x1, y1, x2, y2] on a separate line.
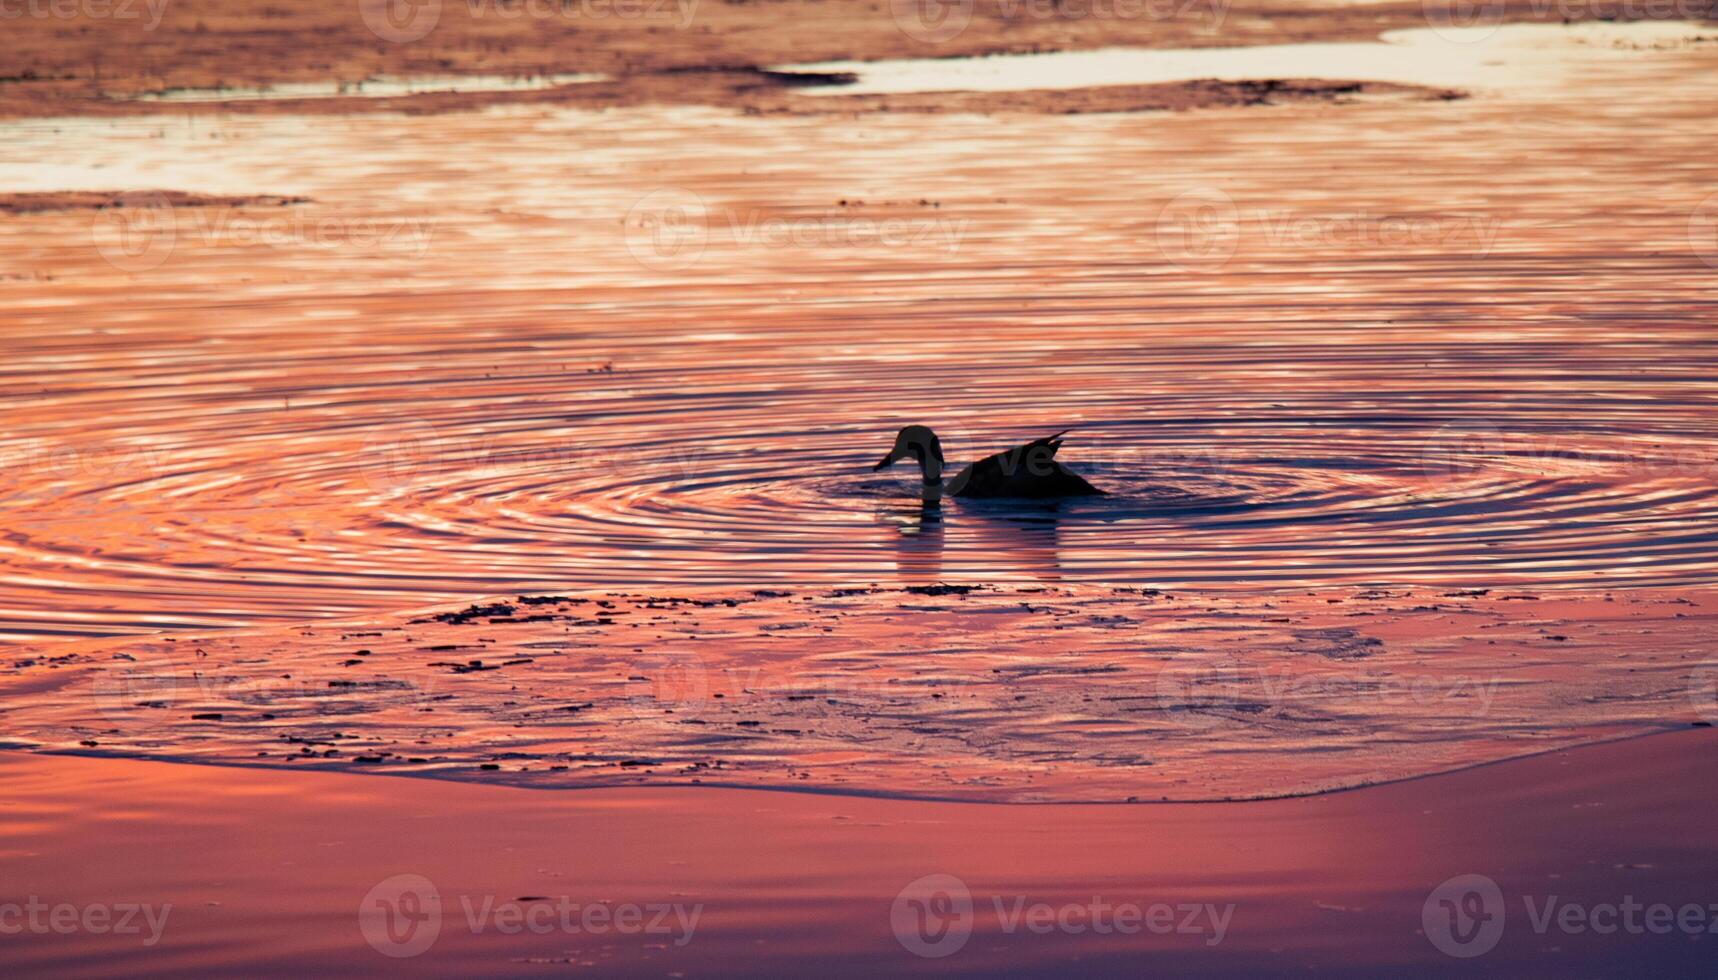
[874, 425, 1104, 499]
[947, 433, 1103, 498]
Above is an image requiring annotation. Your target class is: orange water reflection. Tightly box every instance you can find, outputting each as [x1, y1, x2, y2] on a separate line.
[0, 30, 1715, 648]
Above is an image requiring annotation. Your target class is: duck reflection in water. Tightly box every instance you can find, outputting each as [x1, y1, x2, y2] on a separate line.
[877, 496, 1069, 582]
[880, 499, 946, 582]
[967, 501, 1066, 581]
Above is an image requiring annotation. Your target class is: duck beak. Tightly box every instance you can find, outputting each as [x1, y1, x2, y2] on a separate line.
[872, 449, 901, 472]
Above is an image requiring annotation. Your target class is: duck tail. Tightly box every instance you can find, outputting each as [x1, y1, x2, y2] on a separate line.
[1032, 428, 1074, 457]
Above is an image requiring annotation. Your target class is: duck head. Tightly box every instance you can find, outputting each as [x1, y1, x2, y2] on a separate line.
[874, 425, 945, 496]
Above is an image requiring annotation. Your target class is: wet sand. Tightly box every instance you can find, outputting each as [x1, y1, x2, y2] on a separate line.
[1, 729, 1713, 976]
[4, 585, 1714, 802]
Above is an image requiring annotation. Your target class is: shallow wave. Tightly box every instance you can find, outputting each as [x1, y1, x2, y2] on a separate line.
[2, 585, 1709, 802]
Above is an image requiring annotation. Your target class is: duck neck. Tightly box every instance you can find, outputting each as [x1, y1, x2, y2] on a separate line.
[914, 448, 943, 499]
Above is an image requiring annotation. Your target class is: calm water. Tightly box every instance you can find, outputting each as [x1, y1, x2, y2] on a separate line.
[788, 21, 1715, 95]
[1, 25, 1715, 643]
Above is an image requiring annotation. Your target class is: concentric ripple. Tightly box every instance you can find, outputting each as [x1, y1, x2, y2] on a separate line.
[2, 313, 1714, 645]
[2, 30, 1716, 642]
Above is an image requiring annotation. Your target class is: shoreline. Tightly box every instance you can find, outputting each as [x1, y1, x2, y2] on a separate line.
[4, 4, 1709, 119]
[18, 722, 1707, 806]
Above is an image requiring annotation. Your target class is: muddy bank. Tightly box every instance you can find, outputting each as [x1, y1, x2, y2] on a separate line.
[748, 76, 1461, 115]
[2, 0, 1708, 118]
[0, 191, 310, 214]
[0, 65, 1461, 119]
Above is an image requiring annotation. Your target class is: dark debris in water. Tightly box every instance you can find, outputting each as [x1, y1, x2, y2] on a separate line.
[426, 602, 517, 625]
[5, 586, 1712, 803]
[903, 584, 983, 596]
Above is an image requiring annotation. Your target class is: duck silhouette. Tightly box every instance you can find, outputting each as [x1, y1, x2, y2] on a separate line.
[872, 425, 1104, 501]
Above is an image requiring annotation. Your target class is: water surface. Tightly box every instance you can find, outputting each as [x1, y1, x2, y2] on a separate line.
[1, 26, 1715, 642]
